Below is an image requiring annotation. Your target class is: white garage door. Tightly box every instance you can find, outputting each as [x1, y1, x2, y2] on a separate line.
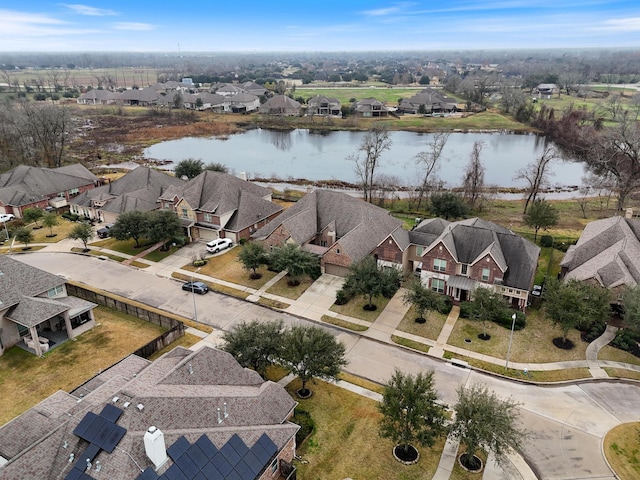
[197, 227, 219, 242]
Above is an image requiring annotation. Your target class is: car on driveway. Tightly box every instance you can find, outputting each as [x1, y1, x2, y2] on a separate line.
[96, 223, 115, 238]
[181, 281, 209, 294]
[0, 214, 15, 223]
[206, 238, 233, 253]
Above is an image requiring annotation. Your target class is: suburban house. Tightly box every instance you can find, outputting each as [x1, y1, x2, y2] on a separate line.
[259, 95, 302, 116]
[534, 83, 560, 97]
[407, 218, 540, 310]
[306, 95, 341, 116]
[0, 256, 97, 357]
[353, 98, 390, 117]
[560, 216, 640, 299]
[398, 88, 458, 114]
[253, 189, 404, 277]
[121, 87, 160, 106]
[69, 167, 185, 224]
[76, 89, 121, 105]
[159, 171, 283, 243]
[242, 81, 268, 97]
[0, 346, 299, 480]
[0, 164, 99, 217]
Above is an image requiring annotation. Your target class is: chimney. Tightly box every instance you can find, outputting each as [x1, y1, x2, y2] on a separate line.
[144, 426, 168, 469]
[238, 171, 248, 181]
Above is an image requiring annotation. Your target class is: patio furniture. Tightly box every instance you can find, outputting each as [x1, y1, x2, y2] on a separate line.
[25, 336, 50, 352]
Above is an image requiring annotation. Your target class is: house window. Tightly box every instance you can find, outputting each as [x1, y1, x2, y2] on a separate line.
[433, 259, 447, 272]
[461, 264, 468, 276]
[416, 246, 424, 256]
[204, 213, 212, 222]
[431, 278, 445, 293]
[181, 207, 189, 218]
[482, 268, 490, 281]
[70, 311, 91, 329]
[47, 285, 64, 298]
[270, 459, 278, 474]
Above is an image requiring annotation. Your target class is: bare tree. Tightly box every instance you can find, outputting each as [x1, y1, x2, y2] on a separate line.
[18, 101, 70, 168]
[414, 132, 450, 209]
[514, 146, 558, 214]
[348, 126, 392, 203]
[374, 173, 401, 208]
[462, 140, 486, 210]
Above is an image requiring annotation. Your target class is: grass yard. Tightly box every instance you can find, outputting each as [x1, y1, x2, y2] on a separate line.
[598, 345, 640, 366]
[147, 332, 202, 361]
[447, 309, 588, 364]
[396, 305, 448, 341]
[604, 368, 640, 381]
[0, 305, 166, 425]
[265, 275, 313, 300]
[604, 422, 640, 480]
[25, 217, 79, 242]
[329, 294, 391, 322]
[392, 335, 431, 354]
[449, 448, 488, 480]
[321, 315, 369, 332]
[286, 377, 444, 480]
[89, 236, 179, 262]
[172, 271, 251, 299]
[181, 248, 278, 289]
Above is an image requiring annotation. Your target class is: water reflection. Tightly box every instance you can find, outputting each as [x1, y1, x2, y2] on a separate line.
[144, 128, 585, 188]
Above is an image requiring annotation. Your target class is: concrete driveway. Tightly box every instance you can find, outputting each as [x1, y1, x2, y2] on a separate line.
[15, 252, 639, 480]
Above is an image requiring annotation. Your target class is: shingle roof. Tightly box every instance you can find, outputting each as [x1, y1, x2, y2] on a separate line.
[72, 167, 184, 214]
[254, 189, 403, 263]
[0, 256, 65, 310]
[561, 216, 640, 288]
[259, 95, 301, 114]
[0, 165, 97, 207]
[0, 347, 298, 480]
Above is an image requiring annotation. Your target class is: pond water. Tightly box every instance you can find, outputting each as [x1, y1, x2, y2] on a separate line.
[144, 128, 586, 189]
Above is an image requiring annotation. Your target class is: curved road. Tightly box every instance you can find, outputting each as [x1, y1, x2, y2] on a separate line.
[17, 252, 639, 480]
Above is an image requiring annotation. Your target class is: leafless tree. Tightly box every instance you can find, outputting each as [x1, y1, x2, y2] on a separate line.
[558, 71, 584, 96]
[348, 126, 392, 203]
[374, 174, 401, 208]
[18, 101, 71, 168]
[414, 132, 450, 209]
[581, 172, 616, 213]
[462, 141, 486, 210]
[514, 146, 558, 214]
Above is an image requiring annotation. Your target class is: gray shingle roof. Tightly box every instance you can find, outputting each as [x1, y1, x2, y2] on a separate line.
[0, 256, 65, 310]
[0, 347, 298, 480]
[561, 216, 640, 288]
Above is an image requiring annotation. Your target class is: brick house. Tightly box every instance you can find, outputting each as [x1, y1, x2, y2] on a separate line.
[0, 346, 299, 480]
[411, 218, 540, 310]
[253, 189, 404, 277]
[0, 164, 99, 217]
[159, 171, 282, 244]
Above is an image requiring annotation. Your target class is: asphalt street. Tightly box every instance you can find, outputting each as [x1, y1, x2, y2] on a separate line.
[17, 252, 640, 480]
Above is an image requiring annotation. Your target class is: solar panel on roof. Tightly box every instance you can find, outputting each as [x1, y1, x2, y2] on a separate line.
[212, 451, 233, 477]
[232, 460, 253, 480]
[192, 473, 207, 480]
[201, 461, 223, 480]
[220, 441, 242, 467]
[225, 470, 242, 480]
[163, 463, 188, 480]
[174, 452, 198, 478]
[99, 404, 123, 423]
[242, 450, 262, 476]
[136, 467, 160, 480]
[185, 444, 209, 470]
[64, 468, 83, 480]
[85, 415, 107, 443]
[102, 424, 126, 453]
[255, 434, 278, 457]
[167, 436, 191, 461]
[227, 434, 249, 457]
[195, 435, 218, 458]
[72, 412, 96, 439]
[249, 442, 269, 465]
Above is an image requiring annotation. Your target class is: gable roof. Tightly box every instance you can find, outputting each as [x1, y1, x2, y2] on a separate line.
[422, 217, 539, 290]
[159, 171, 281, 229]
[0, 346, 298, 480]
[560, 216, 640, 288]
[259, 95, 301, 113]
[0, 165, 97, 208]
[72, 167, 185, 214]
[254, 189, 403, 263]
[0, 256, 65, 310]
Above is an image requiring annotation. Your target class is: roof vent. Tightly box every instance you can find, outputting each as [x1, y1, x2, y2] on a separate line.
[136, 403, 144, 411]
[144, 426, 168, 470]
[123, 402, 131, 408]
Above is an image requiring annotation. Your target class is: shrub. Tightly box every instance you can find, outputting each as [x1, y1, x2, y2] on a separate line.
[192, 259, 207, 267]
[293, 408, 315, 446]
[459, 301, 474, 319]
[438, 297, 453, 315]
[239, 238, 248, 245]
[540, 235, 553, 248]
[493, 310, 526, 331]
[580, 319, 606, 343]
[611, 329, 640, 356]
[61, 212, 80, 222]
[335, 288, 352, 305]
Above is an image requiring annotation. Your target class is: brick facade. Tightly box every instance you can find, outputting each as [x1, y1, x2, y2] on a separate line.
[322, 241, 353, 269]
[372, 236, 403, 264]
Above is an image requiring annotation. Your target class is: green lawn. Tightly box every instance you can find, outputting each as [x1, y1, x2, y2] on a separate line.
[329, 294, 391, 322]
[604, 422, 640, 480]
[396, 305, 448, 341]
[265, 275, 313, 300]
[286, 377, 445, 480]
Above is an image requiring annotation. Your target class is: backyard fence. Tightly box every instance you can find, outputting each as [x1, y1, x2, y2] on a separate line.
[66, 282, 185, 358]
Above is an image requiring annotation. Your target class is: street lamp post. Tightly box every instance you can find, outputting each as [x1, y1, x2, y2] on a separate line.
[505, 312, 517, 370]
[191, 267, 201, 324]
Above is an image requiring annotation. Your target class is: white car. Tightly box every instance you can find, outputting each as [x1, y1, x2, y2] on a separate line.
[0, 214, 15, 223]
[206, 238, 233, 253]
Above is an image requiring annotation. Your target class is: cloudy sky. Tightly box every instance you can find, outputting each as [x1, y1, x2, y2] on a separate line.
[1, 1, 638, 52]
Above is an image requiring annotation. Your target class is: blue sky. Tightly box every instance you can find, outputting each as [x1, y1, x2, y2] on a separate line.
[1, 1, 639, 52]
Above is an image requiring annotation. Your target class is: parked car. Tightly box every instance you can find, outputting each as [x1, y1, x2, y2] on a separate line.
[206, 238, 233, 253]
[182, 281, 209, 294]
[96, 223, 115, 239]
[0, 214, 15, 223]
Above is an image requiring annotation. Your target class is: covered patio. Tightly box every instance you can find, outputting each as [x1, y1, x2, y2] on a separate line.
[8, 296, 97, 356]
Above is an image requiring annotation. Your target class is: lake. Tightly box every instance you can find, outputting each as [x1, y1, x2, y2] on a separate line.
[144, 129, 586, 189]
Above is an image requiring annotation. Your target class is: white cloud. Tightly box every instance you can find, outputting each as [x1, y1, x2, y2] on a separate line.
[113, 22, 156, 31]
[600, 17, 640, 31]
[362, 2, 416, 17]
[60, 4, 118, 16]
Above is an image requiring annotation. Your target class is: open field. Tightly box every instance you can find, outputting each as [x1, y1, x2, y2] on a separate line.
[0, 305, 166, 425]
[286, 377, 445, 480]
